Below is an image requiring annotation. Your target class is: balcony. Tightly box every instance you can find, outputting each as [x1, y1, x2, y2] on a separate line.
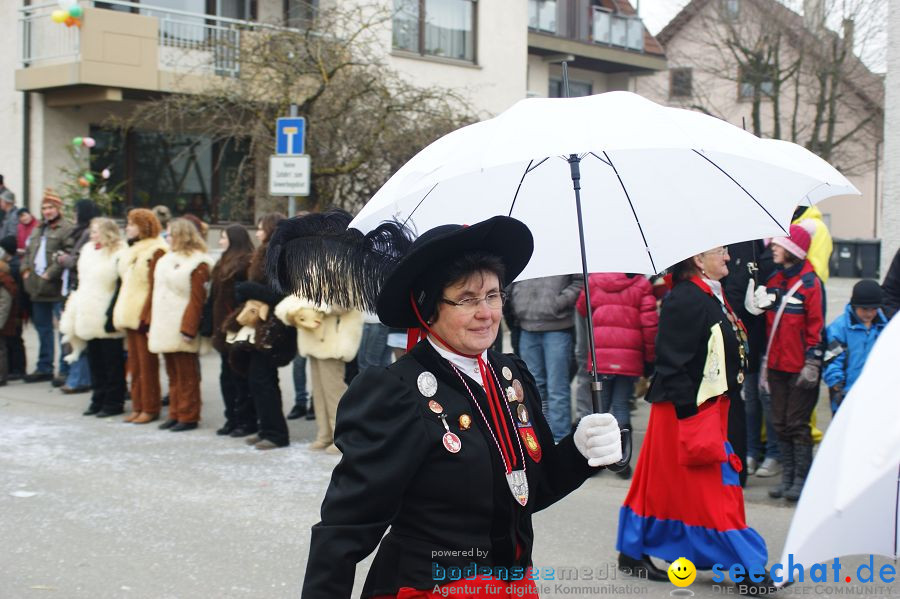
[16, 0, 293, 103]
[527, 0, 666, 74]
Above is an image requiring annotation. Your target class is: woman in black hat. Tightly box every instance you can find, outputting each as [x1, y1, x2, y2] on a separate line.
[267, 212, 624, 599]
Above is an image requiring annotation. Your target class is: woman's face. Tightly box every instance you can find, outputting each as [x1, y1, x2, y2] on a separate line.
[89, 223, 100, 244]
[430, 270, 502, 356]
[255, 223, 265, 243]
[125, 221, 140, 240]
[219, 230, 229, 250]
[696, 246, 730, 281]
[18, 212, 32, 225]
[771, 243, 794, 266]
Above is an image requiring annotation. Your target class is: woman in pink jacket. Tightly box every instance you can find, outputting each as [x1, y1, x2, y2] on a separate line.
[576, 273, 658, 477]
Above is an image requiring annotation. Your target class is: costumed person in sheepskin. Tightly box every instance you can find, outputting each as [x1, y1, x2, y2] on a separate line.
[222, 281, 297, 449]
[209, 224, 256, 437]
[274, 284, 363, 455]
[265, 210, 626, 599]
[148, 218, 213, 432]
[616, 245, 774, 594]
[113, 209, 169, 424]
[59, 217, 127, 417]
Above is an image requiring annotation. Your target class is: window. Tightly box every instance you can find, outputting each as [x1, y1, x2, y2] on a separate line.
[549, 78, 592, 98]
[89, 127, 254, 223]
[393, 0, 476, 62]
[285, 0, 317, 28]
[738, 64, 774, 99]
[721, 0, 740, 20]
[528, 0, 557, 34]
[670, 68, 693, 98]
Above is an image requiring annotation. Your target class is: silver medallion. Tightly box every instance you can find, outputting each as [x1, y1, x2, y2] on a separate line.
[505, 386, 517, 403]
[737, 371, 745, 384]
[506, 469, 529, 506]
[417, 371, 438, 397]
[502, 366, 513, 381]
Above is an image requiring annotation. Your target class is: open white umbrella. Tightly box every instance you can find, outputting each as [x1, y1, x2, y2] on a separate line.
[778, 317, 900, 580]
[351, 91, 859, 280]
[350, 89, 857, 426]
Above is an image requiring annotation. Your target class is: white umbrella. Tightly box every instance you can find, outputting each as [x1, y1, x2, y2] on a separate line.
[779, 316, 900, 580]
[351, 91, 859, 280]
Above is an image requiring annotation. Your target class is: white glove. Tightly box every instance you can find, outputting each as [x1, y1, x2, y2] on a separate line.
[574, 413, 622, 467]
[744, 279, 764, 316]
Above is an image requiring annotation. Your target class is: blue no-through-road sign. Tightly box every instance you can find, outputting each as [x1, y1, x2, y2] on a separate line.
[276, 117, 306, 155]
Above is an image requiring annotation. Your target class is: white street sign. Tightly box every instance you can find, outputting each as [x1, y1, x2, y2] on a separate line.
[269, 155, 310, 196]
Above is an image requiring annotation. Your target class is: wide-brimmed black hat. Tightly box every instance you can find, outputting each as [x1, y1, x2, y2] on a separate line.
[376, 216, 533, 328]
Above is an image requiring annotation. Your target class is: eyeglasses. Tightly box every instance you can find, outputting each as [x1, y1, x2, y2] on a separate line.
[441, 291, 507, 312]
[705, 246, 729, 257]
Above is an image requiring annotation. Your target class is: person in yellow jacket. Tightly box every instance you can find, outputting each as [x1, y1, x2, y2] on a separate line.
[792, 204, 833, 444]
[793, 205, 832, 283]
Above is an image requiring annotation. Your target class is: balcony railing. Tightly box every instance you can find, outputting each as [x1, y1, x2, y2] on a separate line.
[527, 0, 645, 53]
[19, 0, 298, 78]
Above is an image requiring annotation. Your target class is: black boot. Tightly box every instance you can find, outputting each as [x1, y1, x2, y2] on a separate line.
[785, 443, 812, 502]
[768, 440, 795, 499]
[287, 402, 307, 420]
[617, 552, 668, 582]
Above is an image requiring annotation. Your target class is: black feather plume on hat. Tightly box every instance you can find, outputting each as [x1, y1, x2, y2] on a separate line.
[265, 208, 414, 312]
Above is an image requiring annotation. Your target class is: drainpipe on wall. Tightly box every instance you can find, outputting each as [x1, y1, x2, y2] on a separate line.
[22, 92, 30, 210]
[874, 139, 881, 239]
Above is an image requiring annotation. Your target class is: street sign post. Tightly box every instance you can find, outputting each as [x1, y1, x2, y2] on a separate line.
[269, 155, 310, 196]
[276, 117, 305, 155]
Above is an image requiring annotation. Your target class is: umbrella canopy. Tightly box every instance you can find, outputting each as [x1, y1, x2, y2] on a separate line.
[351, 92, 858, 279]
[779, 316, 900, 576]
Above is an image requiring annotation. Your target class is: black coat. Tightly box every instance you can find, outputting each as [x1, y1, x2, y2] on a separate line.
[647, 279, 745, 419]
[301, 340, 596, 598]
[882, 248, 900, 320]
[722, 240, 774, 373]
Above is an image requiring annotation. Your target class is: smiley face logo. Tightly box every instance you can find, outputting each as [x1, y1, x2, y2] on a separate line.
[668, 557, 696, 587]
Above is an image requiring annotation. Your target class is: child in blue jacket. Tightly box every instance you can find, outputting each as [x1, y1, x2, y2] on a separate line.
[823, 279, 888, 413]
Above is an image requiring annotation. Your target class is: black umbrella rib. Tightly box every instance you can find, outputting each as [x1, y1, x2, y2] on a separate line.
[588, 152, 611, 167]
[401, 183, 439, 229]
[509, 157, 550, 217]
[600, 151, 657, 274]
[691, 149, 787, 234]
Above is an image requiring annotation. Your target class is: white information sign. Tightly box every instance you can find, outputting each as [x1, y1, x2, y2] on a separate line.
[269, 155, 310, 196]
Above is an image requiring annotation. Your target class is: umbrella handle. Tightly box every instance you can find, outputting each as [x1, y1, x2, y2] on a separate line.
[606, 429, 633, 473]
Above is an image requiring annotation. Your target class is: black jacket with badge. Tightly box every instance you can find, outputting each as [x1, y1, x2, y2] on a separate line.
[646, 279, 745, 419]
[301, 340, 596, 598]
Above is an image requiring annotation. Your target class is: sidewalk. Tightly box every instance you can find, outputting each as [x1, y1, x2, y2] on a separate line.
[1, 277, 894, 598]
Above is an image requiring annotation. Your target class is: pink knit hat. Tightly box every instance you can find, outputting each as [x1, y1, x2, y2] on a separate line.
[772, 224, 811, 260]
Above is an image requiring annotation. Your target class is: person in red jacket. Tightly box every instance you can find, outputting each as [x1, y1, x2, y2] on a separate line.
[576, 273, 657, 478]
[761, 225, 824, 502]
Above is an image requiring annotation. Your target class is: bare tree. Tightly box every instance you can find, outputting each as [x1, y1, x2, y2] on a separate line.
[115, 2, 475, 218]
[656, 0, 884, 175]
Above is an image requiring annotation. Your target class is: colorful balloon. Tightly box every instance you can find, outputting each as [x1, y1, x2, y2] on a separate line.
[83, 137, 95, 148]
[68, 5, 83, 18]
[51, 10, 67, 23]
[72, 137, 82, 146]
[101, 168, 111, 179]
[84, 173, 96, 184]
[64, 16, 75, 27]
[74, 18, 82, 28]
[78, 177, 89, 187]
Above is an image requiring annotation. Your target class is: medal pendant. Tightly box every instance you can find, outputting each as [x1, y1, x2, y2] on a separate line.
[417, 371, 438, 397]
[506, 470, 529, 506]
[442, 431, 462, 453]
[502, 366, 513, 381]
[737, 371, 745, 384]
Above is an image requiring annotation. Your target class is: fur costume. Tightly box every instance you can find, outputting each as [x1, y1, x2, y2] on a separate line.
[274, 294, 363, 362]
[223, 281, 296, 375]
[60, 243, 124, 363]
[148, 251, 214, 354]
[113, 237, 169, 331]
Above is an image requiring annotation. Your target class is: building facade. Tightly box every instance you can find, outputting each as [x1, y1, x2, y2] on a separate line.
[4, 0, 664, 222]
[633, 0, 884, 243]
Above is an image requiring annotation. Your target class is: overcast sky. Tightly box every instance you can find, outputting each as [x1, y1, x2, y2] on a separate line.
[635, 0, 690, 34]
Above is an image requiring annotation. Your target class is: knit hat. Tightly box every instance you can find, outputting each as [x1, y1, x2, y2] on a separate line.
[127, 208, 162, 240]
[152, 205, 172, 228]
[771, 224, 811, 260]
[41, 188, 63, 210]
[0, 235, 16, 257]
[850, 279, 883, 309]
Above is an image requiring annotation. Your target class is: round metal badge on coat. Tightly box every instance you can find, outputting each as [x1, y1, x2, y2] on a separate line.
[417, 371, 438, 397]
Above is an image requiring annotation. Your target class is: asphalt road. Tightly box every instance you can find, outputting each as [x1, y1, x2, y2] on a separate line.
[2, 277, 897, 598]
